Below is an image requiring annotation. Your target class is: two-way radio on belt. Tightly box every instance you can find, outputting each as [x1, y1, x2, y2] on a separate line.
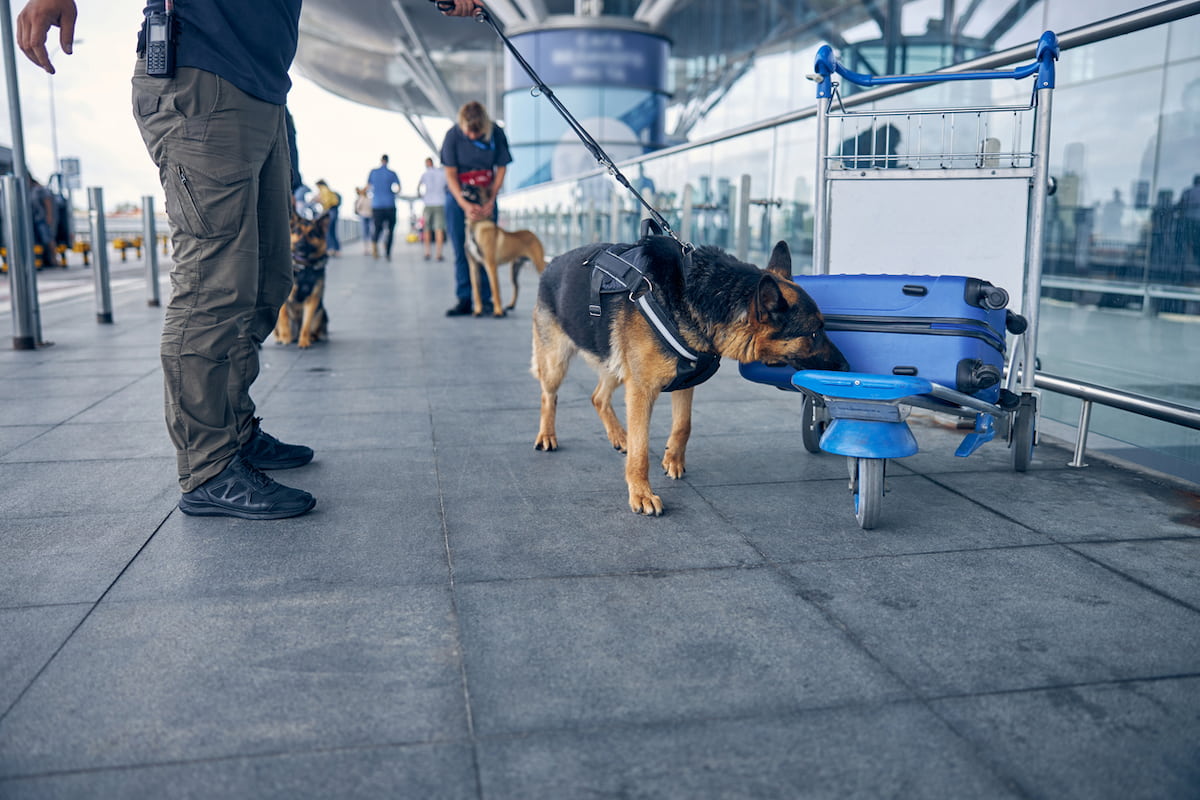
[430, 0, 688, 251]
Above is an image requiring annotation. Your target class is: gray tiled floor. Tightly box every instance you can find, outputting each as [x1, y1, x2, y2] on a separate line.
[1, 245, 1198, 799]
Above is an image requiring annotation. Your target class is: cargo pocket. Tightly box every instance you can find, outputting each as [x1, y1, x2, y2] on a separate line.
[165, 149, 253, 241]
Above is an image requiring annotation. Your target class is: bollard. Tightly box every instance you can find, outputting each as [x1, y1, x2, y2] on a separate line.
[88, 187, 114, 324]
[142, 196, 161, 307]
[2, 175, 40, 349]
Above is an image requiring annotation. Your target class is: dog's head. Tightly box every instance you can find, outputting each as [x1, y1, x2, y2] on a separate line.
[751, 242, 849, 371]
[693, 240, 848, 372]
[290, 209, 331, 267]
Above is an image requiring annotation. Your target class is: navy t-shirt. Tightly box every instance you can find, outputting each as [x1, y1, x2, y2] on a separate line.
[439, 125, 513, 183]
[142, 0, 301, 105]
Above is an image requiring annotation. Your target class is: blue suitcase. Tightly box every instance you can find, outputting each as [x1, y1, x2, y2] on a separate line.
[741, 274, 1021, 403]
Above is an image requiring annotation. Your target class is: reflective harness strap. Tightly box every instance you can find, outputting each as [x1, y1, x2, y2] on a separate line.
[585, 243, 721, 392]
[587, 245, 702, 362]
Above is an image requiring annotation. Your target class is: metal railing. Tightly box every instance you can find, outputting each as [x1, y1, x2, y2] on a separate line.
[500, 1, 1200, 479]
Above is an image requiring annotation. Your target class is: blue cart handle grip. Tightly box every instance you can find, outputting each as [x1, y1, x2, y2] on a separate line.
[813, 30, 1058, 98]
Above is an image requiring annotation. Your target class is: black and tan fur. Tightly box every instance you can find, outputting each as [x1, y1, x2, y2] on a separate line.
[275, 211, 330, 349]
[465, 210, 547, 316]
[531, 237, 849, 515]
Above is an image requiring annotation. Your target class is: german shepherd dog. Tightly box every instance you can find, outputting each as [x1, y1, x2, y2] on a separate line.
[466, 216, 547, 317]
[274, 211, 330, 349]
[532, 237, 849, 515]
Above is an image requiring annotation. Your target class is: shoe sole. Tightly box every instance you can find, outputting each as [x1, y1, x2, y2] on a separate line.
[178, 496, 316, 520]
[242, 453, 314, 470]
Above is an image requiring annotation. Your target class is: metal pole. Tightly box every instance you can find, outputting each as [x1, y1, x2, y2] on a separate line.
[1021, 86, 1054, 394]
[142, 195, 161, 307]
[3, 177, 37, 349]
[1069, 399, 1092, 468]
[88, 187, 113, 324]
[680, 183, 694, 244]
[1, 0, 44, 348]
[813, 95, 832, 275]
[736, 174, 751, 261]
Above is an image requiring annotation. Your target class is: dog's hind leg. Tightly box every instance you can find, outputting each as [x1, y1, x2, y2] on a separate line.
[531, 310, 574, 452]
[506, 259, 524, 311]
[662, 386, 693, 478]
[591, 371, 627, 453]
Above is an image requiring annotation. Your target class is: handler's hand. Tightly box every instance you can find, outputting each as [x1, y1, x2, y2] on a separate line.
[439, 0, 482, 17]
[17, 0, 77, 74]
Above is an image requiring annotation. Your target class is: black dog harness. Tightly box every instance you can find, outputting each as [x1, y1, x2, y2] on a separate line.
[584, 243, 720, 392]
[291, 253, 328, 302]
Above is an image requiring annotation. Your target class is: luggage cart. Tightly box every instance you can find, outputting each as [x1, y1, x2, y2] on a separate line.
[740, 32, 1060, 529]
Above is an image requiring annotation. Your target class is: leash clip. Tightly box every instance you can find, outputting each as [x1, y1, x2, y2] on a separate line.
[628, 274, 653, 304]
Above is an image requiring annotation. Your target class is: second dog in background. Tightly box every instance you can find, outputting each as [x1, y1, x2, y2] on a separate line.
[465, 218, 547, 317]
[275, 211, 330, 349]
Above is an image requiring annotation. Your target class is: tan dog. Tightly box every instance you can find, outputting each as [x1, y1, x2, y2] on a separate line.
[532, 237, 849, 515]
[466, 218, 547, 317]
[274, 211, 330, 349]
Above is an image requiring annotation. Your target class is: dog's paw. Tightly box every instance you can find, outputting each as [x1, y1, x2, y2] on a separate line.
[298, 338, 312, 349]
[534, 433, 558, 451]
[662, 452, 686, 479]
[628, 490, 664, 516]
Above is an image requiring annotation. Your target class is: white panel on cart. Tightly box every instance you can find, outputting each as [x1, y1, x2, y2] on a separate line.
[827, 177, 1029, 310]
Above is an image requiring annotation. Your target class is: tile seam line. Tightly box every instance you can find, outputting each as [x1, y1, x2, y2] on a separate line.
[0, 507, 175, 725]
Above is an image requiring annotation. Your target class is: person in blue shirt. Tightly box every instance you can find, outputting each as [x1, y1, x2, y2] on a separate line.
[17, 0, 481, 518]
[366, 154, 401, 261]
[440, 101, 512, 316]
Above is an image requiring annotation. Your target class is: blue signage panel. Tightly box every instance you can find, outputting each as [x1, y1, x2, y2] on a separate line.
[503, 27, 670, 189]
[506, 28, 669, 93]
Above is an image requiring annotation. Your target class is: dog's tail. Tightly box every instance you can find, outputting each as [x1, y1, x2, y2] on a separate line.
[529, 235, 547, 273]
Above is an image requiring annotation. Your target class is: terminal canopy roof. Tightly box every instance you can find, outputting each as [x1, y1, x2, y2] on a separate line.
[293, 0, 1036, 150]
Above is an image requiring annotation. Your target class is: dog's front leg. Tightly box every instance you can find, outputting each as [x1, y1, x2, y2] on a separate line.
[467, 256, 484, 316]
[624, 381, 663, 515]
[662, 386, 693, 478]
[485, 257, 505, 317]
[298, 295, 318, 348]
[274, 301, 293, 345]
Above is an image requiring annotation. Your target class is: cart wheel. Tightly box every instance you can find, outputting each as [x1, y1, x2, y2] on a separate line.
[1011, 394, 1037, 473]
[801, 395, 826, 454]
[852, 457, 885, 530]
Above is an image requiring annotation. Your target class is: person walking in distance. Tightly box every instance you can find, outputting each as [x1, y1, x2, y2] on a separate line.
[15, 0, 481, 519]
[418, 156, 447, 261]
[367, 154, 400, 261]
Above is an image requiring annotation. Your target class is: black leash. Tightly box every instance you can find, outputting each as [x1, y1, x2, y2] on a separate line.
[430, 0, 688, 251]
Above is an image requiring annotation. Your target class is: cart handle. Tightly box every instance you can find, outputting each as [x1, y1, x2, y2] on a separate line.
[812, 30, 1058, 99]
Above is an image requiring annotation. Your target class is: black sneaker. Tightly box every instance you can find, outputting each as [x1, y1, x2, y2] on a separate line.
[178, 455, 316, 519]
[445, 299, 473, 317]
[241, 417, 314, 470]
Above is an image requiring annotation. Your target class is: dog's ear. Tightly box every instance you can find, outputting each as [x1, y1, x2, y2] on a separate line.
[315, 211, 332, 236]
[765, 240, 792, 281]
[752, 274, 787, 323]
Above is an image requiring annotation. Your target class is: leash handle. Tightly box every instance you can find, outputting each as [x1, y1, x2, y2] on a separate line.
[428, 0, 685, 248]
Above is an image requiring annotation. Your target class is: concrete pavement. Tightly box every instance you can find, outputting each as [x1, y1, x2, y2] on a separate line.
[2, 243, 1199, 798]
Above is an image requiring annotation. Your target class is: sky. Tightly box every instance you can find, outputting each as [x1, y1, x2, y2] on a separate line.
[1, 4, 446, 213]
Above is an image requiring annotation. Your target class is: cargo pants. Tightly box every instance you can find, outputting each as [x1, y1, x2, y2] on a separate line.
[132, 65, 293, 492]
